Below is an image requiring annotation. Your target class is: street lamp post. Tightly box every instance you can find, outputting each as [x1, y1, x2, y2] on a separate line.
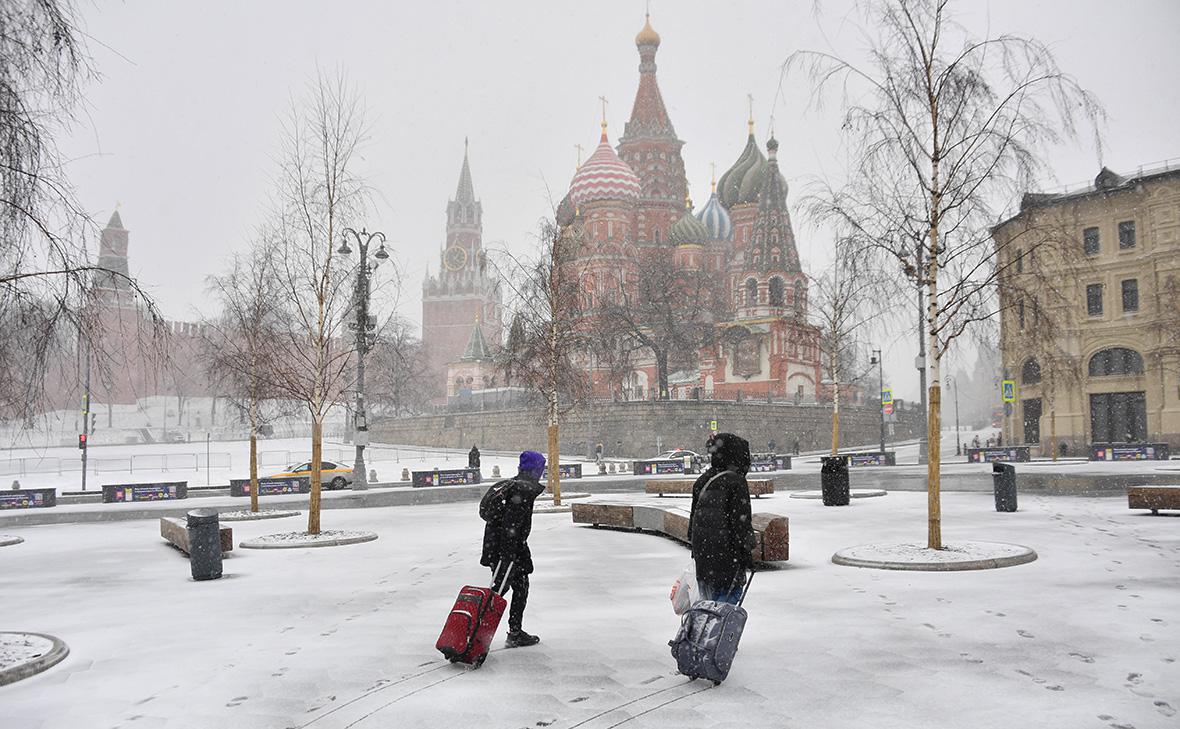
[950, 374, 962, 456]
[870, 349, 885, 456]
[338, 227, 389, 491]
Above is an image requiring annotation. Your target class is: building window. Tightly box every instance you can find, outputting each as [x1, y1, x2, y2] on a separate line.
[1083, 227, 1100, 256]
[1018, 299, 1025, 329]
[1086, 283, 1103, 316]
[745, 278, 758, 307]
[1088, 347, 1144, 377]
[1015, 248, 1023, 273]
[769, 277, 785, 306]
[1121, 279, 1139, 312]
[1021, 358, 1041, 385]
[1118, 220, 1136, 249]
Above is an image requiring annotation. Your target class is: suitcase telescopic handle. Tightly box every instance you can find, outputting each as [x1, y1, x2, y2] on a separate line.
[737, 570, 755, 608]
[491, 560, 514, 595]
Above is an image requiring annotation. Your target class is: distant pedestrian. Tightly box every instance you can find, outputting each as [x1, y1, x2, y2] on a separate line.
[767, 439, 777, 454]
[688, 433, 756, 604]
[595, 442, 604, 463]
[792, 438, 800, 455]
[468, 445, 481, 469]
[986, 435, 994, 447]
[972, 435, 980, 449]
[480, 450, 547, 647]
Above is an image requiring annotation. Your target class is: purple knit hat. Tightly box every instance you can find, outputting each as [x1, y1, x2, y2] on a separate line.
[518, 450, 546, 473]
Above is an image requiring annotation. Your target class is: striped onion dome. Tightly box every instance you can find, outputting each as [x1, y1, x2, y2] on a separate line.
[569, 127, 641, 207]
[556, 191, 576, 226]
[717, 131, 765, 208]
[669, 202, 709, 246]
[695, 190, 732, 241]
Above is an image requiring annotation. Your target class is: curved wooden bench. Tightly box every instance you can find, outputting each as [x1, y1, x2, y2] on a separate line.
[645, 479, 774, 498]
[571, 502, 788, 562]
[1128, 485, 1180, 514]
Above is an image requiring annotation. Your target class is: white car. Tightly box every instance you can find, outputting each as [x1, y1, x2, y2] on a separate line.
[657, 449, 699, 461]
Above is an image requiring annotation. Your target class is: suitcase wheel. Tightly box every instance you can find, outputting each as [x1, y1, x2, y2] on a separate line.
[713, 680, 721, 686]
[474, 652, 487, 668]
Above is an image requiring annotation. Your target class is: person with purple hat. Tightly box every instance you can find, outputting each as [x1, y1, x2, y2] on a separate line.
[479, 450, 547, 647]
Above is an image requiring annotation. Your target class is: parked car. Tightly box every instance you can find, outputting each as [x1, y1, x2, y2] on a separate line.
[657, 449, 699, 461]
[269, 461, 353, 490]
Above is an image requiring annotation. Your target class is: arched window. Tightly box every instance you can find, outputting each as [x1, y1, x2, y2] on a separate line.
[793, 281, 805, 310]
[1088, 347, 1144, 377]
[745, 278, 759, 307]
[1021, 358, 1042, 384]
[769, 277, 785, 306]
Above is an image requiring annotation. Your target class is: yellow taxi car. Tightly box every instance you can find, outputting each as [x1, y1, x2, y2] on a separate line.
[269, 461, 354, 490]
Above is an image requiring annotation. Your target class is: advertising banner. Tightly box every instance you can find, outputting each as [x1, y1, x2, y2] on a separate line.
[102, 481, 188, 503]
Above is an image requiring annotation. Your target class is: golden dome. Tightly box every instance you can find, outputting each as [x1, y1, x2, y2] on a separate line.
[635, 14, 660, 47]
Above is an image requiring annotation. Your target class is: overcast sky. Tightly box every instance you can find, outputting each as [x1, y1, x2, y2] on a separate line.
[60, 0, 1180, 401]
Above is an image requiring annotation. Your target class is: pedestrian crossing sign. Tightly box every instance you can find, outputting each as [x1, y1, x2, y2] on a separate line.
[709, 420, 717, 431]
[1001, 380, 1016, 403]
[881, 388, 893, 405]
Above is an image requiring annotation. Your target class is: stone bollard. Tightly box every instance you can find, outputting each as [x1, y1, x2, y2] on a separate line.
[369, 469, 378, 483]
[11, 479, 20, 490]
[599, 463, 607, 475]
[609, 463, 616, 473]
[401, 467, 410, 481]
[492, 465, 501, 478]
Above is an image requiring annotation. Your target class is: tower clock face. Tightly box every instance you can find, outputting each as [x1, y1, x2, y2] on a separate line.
[444, 245, 468, 271]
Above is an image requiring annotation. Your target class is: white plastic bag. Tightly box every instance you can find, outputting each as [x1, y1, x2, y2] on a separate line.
[670, 564, 699, 615]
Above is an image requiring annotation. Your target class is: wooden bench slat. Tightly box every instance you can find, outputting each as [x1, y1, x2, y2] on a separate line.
[645, 479, 774, 497]
[1127, 485, 1180, 514]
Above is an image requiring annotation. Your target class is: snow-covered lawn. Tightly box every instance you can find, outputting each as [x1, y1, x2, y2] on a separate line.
[0, 438, 592, 494]
[1, 488, 1177, 728]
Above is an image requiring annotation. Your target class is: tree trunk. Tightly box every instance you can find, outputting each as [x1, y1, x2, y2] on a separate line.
[926, 253, 942, 551]
[249, 397, 259, 513]
[547, 395, 561, 507]
[308, 417, 322, 534]
[656, 350, 669, 400]
[831, 381, 840, 455]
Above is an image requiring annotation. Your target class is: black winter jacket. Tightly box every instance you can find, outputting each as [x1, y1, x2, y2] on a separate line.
[480, 476, 546, 574]
[688, 433, 755, 591]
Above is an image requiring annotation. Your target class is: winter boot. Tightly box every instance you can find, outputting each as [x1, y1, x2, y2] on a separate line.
[506, 629, 540, 648]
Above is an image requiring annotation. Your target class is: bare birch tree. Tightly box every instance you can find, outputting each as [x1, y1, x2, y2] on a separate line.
[202, 236, 288, 513]
[811, 236, 887, 454]
[266, 71, 368, 534]
[788, 0, 1103, 547]
[493, 220, 591, 506]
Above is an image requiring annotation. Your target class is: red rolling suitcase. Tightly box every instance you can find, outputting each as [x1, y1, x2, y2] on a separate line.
[436, 561, 512, 667]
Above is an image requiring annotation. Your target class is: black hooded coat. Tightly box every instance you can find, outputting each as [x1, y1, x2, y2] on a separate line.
[480, 475, 546, 574]
[688, 433, 756, 592]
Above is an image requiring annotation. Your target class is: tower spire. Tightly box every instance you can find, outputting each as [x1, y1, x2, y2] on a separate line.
[747, 94, 755, 136]
[455, 140, 475, 203]
[599, 96, 609, 141]
[710, 162, 717, 193]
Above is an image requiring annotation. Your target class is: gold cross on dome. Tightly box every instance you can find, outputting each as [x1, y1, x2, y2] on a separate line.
[599, 96, 609, 130]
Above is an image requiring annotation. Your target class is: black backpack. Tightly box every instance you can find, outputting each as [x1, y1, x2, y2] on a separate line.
[479, 479, 515, 523]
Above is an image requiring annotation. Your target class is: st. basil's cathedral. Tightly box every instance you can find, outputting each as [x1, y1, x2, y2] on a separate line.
[422, 14, 821, 404]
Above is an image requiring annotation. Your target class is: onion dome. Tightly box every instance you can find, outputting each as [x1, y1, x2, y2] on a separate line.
[556, 191, 576, 227]
[635, 13, 660, 47]
[569, 123, 641, 207]
[695, 187, 732, 242]
[717, 130, 765, 208]
[669, 198, 708, 246]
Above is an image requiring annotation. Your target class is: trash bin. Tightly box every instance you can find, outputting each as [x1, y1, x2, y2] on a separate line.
[186, 508, 223, 581]
[821, 456, 850, 506]
[992, 462, 1017, 512]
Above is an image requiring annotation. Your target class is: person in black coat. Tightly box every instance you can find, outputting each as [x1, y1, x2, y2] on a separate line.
[688, 432, 755, 604]
[480, 450, 546, 647]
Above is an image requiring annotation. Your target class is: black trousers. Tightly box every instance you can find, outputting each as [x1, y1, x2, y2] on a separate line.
[492, 566, 529, 631]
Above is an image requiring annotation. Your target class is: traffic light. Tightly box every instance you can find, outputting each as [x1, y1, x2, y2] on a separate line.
[78, 433, 87, 449]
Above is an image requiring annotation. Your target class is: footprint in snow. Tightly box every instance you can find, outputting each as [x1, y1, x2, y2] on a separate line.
[226, 696, 248, 707]
[1126, 672, 1142, 685]
[1156, 701, 1176, 717]
[1069, 652, 1096, 664]
[1017, 630, 1035, 639]
[570, 697, 589, 703]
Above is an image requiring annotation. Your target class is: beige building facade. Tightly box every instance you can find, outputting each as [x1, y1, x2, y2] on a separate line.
[994, 164, 1180, 456]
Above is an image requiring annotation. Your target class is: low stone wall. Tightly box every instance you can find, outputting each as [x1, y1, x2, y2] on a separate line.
[371, 400, 922, 459]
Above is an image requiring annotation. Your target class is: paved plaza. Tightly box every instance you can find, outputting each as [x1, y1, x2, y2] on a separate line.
[2, 484, 1178, 729]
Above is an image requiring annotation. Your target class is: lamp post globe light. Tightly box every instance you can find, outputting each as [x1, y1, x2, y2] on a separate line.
[338, 227, 389, 491]
[869, 348, 885, 456]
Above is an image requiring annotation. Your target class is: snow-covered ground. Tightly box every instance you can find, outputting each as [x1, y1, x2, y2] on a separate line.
[1, 489, 1177, 728]
[0, 439, 591, 494]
